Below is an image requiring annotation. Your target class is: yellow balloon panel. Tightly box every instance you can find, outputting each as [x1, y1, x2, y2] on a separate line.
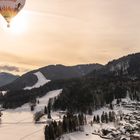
[0, 0, 26, 26]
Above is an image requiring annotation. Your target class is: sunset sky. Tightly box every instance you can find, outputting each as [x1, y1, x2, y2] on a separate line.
[0, 0, 140, 75]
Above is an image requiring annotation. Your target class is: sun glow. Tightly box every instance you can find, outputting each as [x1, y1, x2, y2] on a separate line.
[0, 11, 28, 34]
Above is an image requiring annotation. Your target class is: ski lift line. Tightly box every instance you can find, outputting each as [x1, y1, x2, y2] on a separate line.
[0, 121, 47, 125]
[0, 122, 44, 130]
[16, 116, 34, 124]
[20, 128, 43, 140]
[1, 113, 32, 123]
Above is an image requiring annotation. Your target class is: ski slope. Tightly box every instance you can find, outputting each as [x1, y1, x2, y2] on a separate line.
[35, 89, 62, 112]
[14, 89, 62, 112]
[24, 71, 51, 90]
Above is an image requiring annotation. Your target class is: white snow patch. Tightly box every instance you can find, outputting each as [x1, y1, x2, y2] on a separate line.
[1, 91, 7, 96]
[24, 71, 50, 90]
[61, 132, 105, 140]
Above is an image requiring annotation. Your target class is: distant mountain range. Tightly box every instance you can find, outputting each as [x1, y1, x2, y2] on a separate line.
[1, 52, 140, 109]
[0, 64, 102, 90]
[1, 52, 140, 91]
[0, 72, 19, 87]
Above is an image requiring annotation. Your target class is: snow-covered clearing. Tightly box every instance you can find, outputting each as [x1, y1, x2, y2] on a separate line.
[24, 71, 50, 90]
[61, 132, 105, 140]
[0, 89, 62, 140]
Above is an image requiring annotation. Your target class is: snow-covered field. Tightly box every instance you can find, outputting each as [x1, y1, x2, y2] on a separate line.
[0, 89, 62, 140]
[0, 111, 44, 140]
[24, 71, 50, 90]
[61, 132, 105, 140]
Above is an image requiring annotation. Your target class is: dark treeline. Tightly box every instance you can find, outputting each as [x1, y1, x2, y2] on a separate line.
[1, 74, 140, 112]
[44, 111, 117, 140]
[93, 111, 116, 124]
[0, 78, 80, 109]
[53, 75, 140, 113]
[44, 112, 86, 140]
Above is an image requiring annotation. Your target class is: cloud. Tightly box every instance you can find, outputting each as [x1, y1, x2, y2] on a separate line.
[1, 0, 140, 75]
[0, 65, 20, 72]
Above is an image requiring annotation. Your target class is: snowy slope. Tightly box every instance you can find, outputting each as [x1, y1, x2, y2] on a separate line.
[24, 71, 50, 90]
[35, 89, 62, 112]
[0, 89, 62, 140]
[14, 89, 62, 112]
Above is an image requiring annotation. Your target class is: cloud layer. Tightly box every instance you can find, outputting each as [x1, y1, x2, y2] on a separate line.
[0, 65, 20, 72]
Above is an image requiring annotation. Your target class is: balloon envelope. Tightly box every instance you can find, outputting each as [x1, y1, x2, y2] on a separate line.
[0, 0, 26, 27]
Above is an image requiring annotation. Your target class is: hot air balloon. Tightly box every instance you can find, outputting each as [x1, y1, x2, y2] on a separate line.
[0, 0, 26, 27]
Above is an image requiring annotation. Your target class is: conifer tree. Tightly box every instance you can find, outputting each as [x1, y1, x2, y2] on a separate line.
[101, 112, 105, 123]
[97, 115, 100, 123]
[105, 112, 108, 123]
[48, 99, 52, 119]
[93, 116, 96, 123]
[44, 106, 48, 114]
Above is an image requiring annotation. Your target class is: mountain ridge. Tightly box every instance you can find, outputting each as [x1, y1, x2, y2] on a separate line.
[0, 63, 103, 90]
[0, 72, 19, 87]
[1, 52, 140, 91]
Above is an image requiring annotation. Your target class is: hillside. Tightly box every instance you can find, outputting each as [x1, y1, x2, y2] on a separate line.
[53, 53, 140, 112]
[0, 64, 102, 91]
[106, 52, 140, 79]
[0, 72, 19, 87]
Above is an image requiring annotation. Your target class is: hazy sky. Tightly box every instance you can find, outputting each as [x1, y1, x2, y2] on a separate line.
[0, 0, 140, 75]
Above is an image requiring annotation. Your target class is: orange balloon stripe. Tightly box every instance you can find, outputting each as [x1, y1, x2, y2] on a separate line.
[0, 7, 17, 23]
[0, 0, 26, 24]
